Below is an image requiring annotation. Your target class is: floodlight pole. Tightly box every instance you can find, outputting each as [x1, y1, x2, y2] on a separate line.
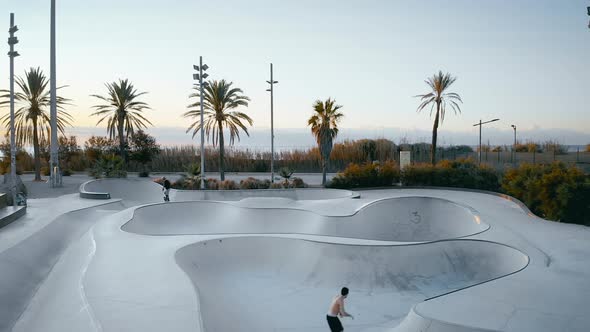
[49, 0, 61, 187]
[266, 63, 278, 183]
[473, 118, 500, 164]
[8, 13, 19, 206]
[193, 57, 208, 189]
[511, 125, 517, 165]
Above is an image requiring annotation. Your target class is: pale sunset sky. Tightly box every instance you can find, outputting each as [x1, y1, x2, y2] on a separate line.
[1, 0, 589, 147]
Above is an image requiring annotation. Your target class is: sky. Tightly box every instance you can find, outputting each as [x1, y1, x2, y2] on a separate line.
[0, 0, 589, 148]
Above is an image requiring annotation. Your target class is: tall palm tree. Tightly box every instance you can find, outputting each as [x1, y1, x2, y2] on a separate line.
[308, 98, 344, 186]
[415, 71, 462, 165]
[91, 79, 152, 161]
[0, 67, 72, 181]
[183, 79, 252, 181]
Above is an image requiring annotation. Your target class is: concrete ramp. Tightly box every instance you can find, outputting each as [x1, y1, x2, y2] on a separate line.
[80, 178, 163, 205]
[80, 178, 359, 204]
[124, 197, 488, 242]
[0, 201, 125, 332]
[175, 237, 528, 331]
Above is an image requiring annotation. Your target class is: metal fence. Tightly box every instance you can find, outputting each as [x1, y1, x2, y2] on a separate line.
[406, 149, 590, 172]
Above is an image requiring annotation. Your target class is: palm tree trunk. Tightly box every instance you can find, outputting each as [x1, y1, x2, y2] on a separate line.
[118, 114, 126, 163]
[32, 118, 41, 181]
[431, 101, 441, 165]
[218, 121, 225, 181]
[322, 158, 327, 186]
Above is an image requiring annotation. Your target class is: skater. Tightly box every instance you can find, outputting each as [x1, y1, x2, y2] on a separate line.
[162, 177, 171, 202]
[326, 287, 354, 331]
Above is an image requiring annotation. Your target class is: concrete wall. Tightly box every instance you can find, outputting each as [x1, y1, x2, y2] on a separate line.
[124, 197, 488, 242]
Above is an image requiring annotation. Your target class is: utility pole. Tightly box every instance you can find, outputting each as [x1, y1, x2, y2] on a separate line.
[8, 13, 19, 205]
[511, 125, 517, 165]
[266, 63, 278, 183]
[193, 57, 209, 189]
[49, 0, 61, 187]
[472, 118, 499, 164]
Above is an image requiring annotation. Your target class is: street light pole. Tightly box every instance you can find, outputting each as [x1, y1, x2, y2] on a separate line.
[511, 125, 517, 165]
[8, 13, 19, 206]
[266, 63, 278, 183]
[193, 57, 209, 189]
[49, 0, 61, 187]
[472, 118, 500, 164]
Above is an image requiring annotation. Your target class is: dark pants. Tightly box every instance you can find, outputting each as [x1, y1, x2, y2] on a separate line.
[326, 315, 343, 332]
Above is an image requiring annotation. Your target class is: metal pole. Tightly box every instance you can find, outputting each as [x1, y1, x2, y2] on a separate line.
[270, 63, 274, 183]
[9, 13, 18, 206]
[513, 126, 516, 165]
[49, 0, 61, 187]
[479, 120, 482, 164]
[199, 56, 205, 189]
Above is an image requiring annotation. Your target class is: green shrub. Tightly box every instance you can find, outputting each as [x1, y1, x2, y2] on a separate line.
[89, 155, 127, 179]
[138, 171, 150, 177]
[502, 162, 590, 225]
[328, 161, 400, 188]
[61, 169, 73, 176]
[185, 163, 201, 177]
[401, 159, 500, 191]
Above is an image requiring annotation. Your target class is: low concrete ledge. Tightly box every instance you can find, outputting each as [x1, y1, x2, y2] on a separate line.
[79, 180, 111, 200]
[0, 205, 26, 229]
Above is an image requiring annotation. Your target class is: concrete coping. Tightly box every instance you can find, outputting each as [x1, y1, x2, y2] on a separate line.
[79, 180, 111, 199]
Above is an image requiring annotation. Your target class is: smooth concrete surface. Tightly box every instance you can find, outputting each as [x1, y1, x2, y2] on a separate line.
[124, 197, 488, 242]
[0, 197, 124, 331]
[1, 180, 589, 332]
[80, 178, 359, 203]
[175, 237, 527, 332]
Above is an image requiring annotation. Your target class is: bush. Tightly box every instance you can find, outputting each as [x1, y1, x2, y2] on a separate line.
[41, 166, 50, 176]
[542, 140, 568, 155]
[61, 169, 73, 176]
[89, 155, 127, 179]
[240, 177, 260, 189]
[586, 144, 590, 153]
[219, 180, 238, 190]
[292, 177, 306, 188]
[240, 177, 270, 189]
[138, 171, 150, 177]
[206, 178, 219, 190]
[514, 142, 542, 153]
[269, 183, 283, 189]
[401, 158, 500, 191]
[502, 162, 590, 225]
[257, 179, 271, 189]
[328, 161, 400, 189]
[279, 167, 294, 187]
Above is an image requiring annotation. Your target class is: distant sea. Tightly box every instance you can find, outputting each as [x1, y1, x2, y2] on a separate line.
[51, 126, 590, 153]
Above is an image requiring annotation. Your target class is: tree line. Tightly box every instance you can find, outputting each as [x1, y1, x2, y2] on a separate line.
[1, 65, 470, 186]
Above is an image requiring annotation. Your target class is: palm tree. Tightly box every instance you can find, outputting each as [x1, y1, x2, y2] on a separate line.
[0, 67, 72, 181]
[308, 98, 344, 186]
[415, 71, 462, 165]
[183, 79, 252, 181]
[91, 79, 152, 161]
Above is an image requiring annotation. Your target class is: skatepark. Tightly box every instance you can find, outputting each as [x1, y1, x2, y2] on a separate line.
[0, 177, 589, 331]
